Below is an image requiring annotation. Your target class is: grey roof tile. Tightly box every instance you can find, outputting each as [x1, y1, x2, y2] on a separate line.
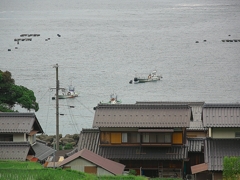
[32, 142, 55, 161]
[0, 141, 34, 161]
[205, 138, 240, 171]
[187, 138, 204, 152]
[0, 112, 43, 133]
[93, 104, 192, 128]
[203, 103, 240, 127]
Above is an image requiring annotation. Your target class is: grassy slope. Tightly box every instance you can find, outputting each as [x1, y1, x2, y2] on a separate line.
[0, 161, 146, 180]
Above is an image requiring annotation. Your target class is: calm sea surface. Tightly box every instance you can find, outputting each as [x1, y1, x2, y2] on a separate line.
[1, 0, 240, 136]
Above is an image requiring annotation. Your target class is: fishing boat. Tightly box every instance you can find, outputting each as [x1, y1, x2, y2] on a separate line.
[100, 93, 122, 104]
[52, 85, 78, 100]
[129, 70, 162, 84]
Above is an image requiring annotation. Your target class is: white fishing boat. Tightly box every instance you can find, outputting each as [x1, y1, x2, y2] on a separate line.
[100, 93, 122, 104]
[129, 70, 162, 84]
[52, 85, 78, 100]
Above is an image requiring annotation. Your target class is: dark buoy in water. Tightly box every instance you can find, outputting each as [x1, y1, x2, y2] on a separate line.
[8, 49, 11, 51]
[57, 34, 61, 37]
[195, 41, 199, 43]
[129, 80, 133, 84]
[203, 40, 207, 42]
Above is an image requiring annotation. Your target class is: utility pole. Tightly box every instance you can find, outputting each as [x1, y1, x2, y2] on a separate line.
[53, 64, 59, 151]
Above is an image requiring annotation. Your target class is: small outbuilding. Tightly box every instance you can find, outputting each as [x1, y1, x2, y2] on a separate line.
[58, 148, 125, 176]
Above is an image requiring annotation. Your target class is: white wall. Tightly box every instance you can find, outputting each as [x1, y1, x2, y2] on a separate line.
[13, 133, 25, 142]
[64, 158, 114, 176]
[212, 128, 240, 138]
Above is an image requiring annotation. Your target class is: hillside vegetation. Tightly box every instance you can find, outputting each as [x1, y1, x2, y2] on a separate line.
[0, 161, 146, 180]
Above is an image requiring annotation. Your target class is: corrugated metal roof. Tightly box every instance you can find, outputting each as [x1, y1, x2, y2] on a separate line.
[0, 141, 34, 161]
[32, 141, 56, 161]
[93, 104, 192, 128]
[73, 129, 188, 160]
[187, 138, 204, 152]
[203, 103, 240, 127]
[205, 138, 240, 171]
[0, 112, 43, 133]
[59, 148, 125, 175]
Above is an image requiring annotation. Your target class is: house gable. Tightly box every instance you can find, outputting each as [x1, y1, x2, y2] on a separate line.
[59, 148, 125, 175]
[0, 112, 44, 134]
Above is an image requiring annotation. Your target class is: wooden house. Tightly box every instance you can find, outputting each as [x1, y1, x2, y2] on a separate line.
[191, 103, 240, 180]
[71, 103, 193, 178]
[0, 112, 55, 163]
[59, 148, 125, 176]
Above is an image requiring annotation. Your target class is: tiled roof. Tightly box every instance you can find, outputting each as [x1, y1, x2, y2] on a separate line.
[59, 149, 125, 175]
[203, 103, 240, 127]
[136, 101, 205, 130]
[73, 129, 187, 160]
[136, 101, 205, 106]
[67, 128, 100, 157]
[32, 141, 55, 161]
[99, 146, 188, 160]
[205, 138, 240, 171]
[0, 112, 43, 133]
[0, 141, 35, 161]
[187, 138, 204, 152]
[93, 104, 192, 128]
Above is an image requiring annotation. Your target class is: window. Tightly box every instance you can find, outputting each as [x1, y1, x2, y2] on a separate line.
[142, 133, 149, 143]
[111, 132, 121, 143]
[235, 132, 240, 138]
[143, 133, 172, 144]
[129, 133, 140, 143]
[172, 132, 183, 144]
[122, 133, 128, 143]
[0, 134, 13, 141]
[122, 132, 140, 143]
[100, 132, 111, 144]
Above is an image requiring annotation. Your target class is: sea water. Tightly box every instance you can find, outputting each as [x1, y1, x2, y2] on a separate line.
[0, 0, 240, 135]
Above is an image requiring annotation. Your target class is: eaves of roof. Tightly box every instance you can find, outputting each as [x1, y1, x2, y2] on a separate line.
[205, 138, 240, 171]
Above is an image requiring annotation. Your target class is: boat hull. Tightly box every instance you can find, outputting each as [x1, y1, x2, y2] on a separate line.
[134, 76, 161, 83]
[52, 94, 78, 100]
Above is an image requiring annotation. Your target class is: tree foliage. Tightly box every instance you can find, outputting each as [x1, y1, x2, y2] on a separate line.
[0, 70, 39, 112]
[223, 156, 240, 180]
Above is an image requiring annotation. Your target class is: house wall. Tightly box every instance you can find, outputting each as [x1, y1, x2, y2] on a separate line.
[29, 135, 36, 145]
[13, 134, 25, 142]
[63, 158, 114, 176]
[211, 128, 240, 138]
[187, 131, 206, 138]
[100, 127, 138, 131]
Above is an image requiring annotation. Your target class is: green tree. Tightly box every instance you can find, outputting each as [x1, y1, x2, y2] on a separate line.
[0, 70, 39, 112]
[223, 156, 240, 180]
